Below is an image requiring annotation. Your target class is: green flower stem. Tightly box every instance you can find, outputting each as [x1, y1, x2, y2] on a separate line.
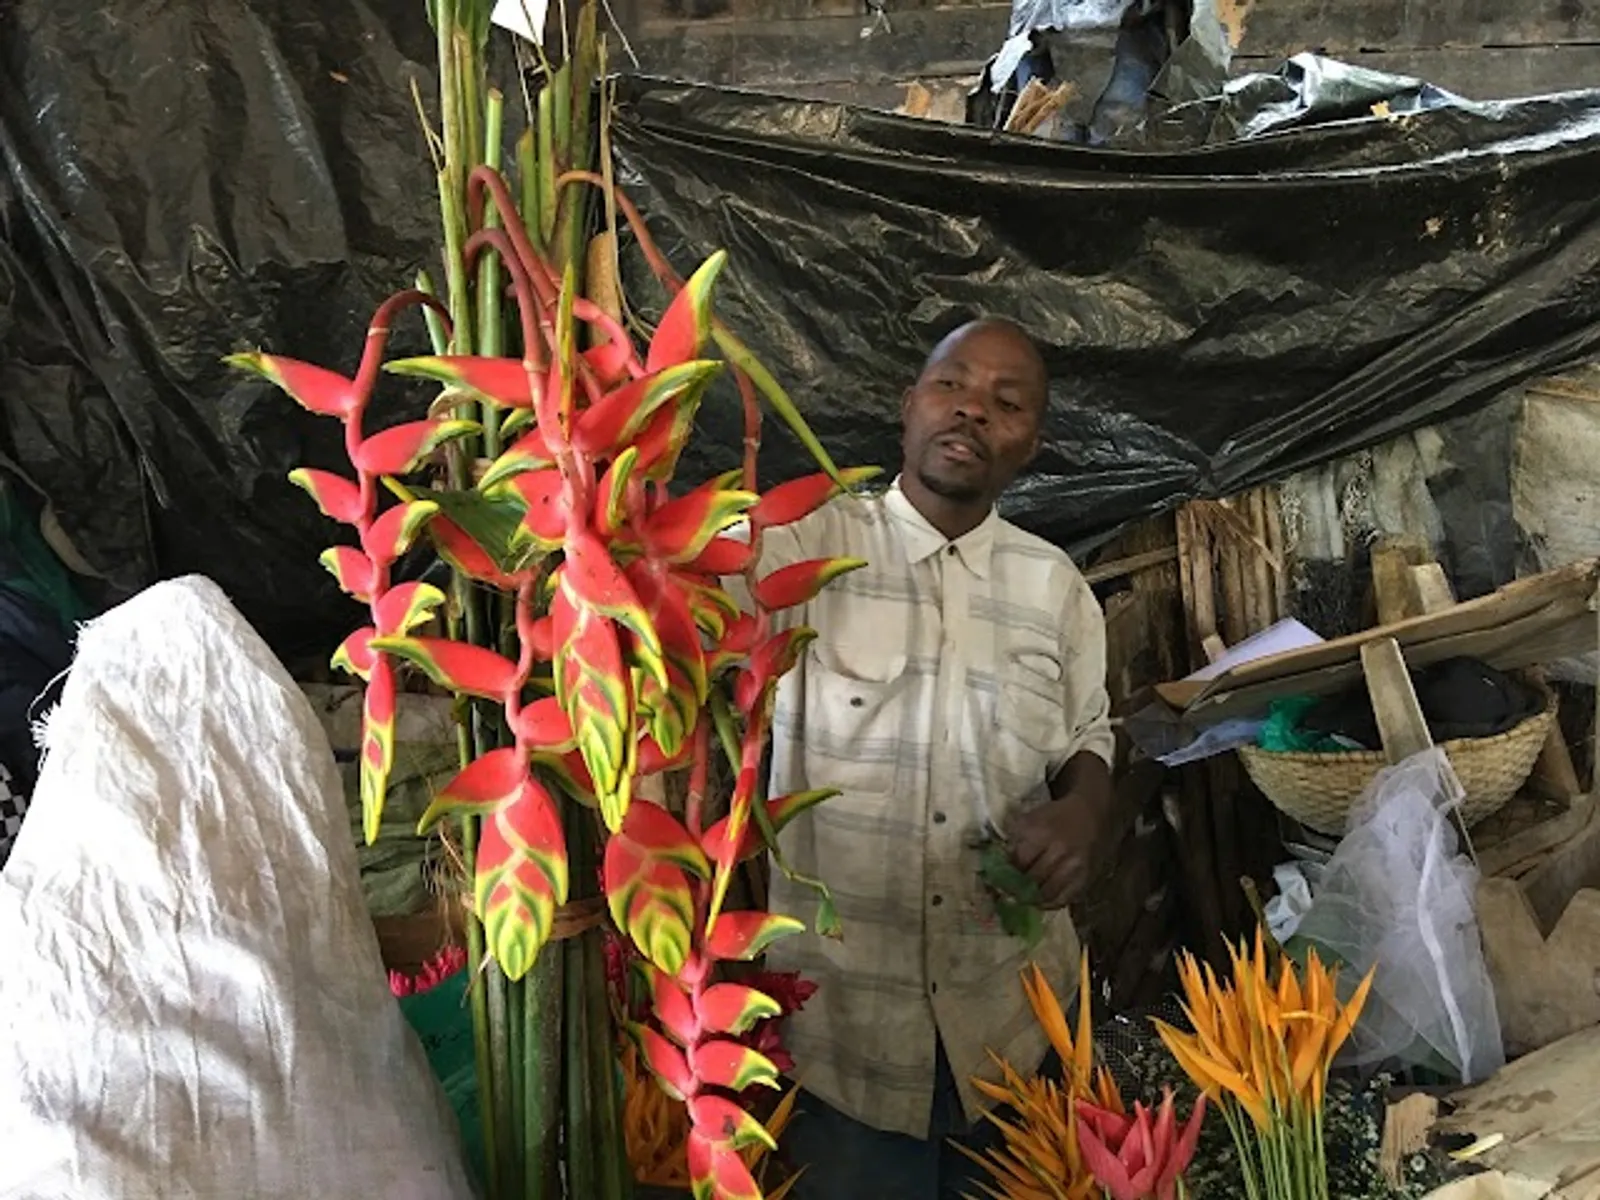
[478, 88, 506, 458]
[585, 915, 631, 1200]
[536, 86, 557, 250]
[525, 942, 564, 1200]
[508, 965, 526, 1188]
[562, 812, 598, 1200]
[1219, 1100, 1264, 1200]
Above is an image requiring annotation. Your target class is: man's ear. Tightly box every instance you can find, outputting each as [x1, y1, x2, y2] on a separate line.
[900, 387, 914, 422]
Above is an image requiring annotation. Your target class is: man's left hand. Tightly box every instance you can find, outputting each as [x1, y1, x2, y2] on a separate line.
[1004, 752, 1113, 910]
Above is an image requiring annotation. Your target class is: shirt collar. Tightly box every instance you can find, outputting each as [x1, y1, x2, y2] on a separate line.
[885, 476, 997, 579]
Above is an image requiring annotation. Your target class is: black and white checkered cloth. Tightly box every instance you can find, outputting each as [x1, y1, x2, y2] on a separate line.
[0, 760, 26, 866]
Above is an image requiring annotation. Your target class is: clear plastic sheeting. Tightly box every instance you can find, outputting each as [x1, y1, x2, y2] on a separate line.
[1183, 53, 1467, 144]
[1292, 749, 1505, 1085]
[0, 576, 474, 1198]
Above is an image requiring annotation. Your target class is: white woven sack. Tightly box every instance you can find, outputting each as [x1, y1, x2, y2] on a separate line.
[0, 576, 475, 1200]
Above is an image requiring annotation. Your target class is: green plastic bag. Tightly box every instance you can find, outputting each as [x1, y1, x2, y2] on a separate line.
[397, 971, 486, 1189]
[1258, 696, 1345, 754]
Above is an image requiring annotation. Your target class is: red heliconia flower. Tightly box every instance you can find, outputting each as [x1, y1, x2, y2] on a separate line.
[1076, 1089, 1207, 1200]
[249, 165, 877, 1200]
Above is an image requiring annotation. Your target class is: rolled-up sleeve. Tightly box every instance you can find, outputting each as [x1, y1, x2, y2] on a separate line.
[1059, 571, 1115, 771]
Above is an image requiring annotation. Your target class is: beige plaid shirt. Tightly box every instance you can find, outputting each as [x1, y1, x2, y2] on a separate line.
[751, 479, 1115, 1139]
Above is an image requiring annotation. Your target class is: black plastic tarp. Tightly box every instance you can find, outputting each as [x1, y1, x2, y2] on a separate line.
[0, 2, 443, 656]
[7, 2, 1600, 655]
[612, 74, 1600, 559]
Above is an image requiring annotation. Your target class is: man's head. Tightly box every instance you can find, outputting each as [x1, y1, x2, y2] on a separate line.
[899, 318, 1048, 530]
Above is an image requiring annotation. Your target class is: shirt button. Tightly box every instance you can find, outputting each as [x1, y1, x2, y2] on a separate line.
[931, 894, 944, 907]
[849, 696, 863, 707]
[931, 981, 939, 995]
[947, 545, 958, 557]
[932, 811, 947, 825]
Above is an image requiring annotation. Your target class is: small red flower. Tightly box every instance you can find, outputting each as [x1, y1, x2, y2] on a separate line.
[725, 968, 816, 1099]
[389, 944, 469, 998]
[1076, 1088, 1206, 1200]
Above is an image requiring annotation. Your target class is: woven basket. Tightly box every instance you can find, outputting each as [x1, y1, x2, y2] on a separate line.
[1236, 694, 1557, 836]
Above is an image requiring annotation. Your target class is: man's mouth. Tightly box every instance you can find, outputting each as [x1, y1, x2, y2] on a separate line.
[935, 432, 987, 463]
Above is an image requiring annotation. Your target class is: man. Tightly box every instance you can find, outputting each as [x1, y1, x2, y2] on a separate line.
[750, 318, 1116, 1197]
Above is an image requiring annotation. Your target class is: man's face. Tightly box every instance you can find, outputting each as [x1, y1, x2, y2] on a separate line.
[900, 322, 1047, 509]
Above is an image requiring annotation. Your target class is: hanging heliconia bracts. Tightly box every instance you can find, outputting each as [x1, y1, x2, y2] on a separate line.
[230, 160, 870, 1199]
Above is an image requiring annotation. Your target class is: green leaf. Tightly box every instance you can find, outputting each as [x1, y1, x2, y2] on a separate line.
[710, 688, 842, 940]
[995, 895, 1044, 948]
[978, 840, 1044, 949]
[714, 325, 845, 485]
[420, 485, 550, 576]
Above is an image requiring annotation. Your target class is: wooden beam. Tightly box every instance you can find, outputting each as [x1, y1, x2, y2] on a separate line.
[1177, 503, 1221, 672]
[1408, 563, 1457, 617]
[1226, 0, 1600, 57]
[1084, 545, 1179, 586]
[1479, 794, 1596, 879]
[1370, 535, 1432, 627]
[1478, 873, 1600, 1058]
[1360, 637, 1436, 765]
[631, 4, 1011, 87]
[1437, 1022, 1600, 1186]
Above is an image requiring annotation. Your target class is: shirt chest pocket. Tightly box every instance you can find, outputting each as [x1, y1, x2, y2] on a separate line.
[801, 639, 909, 798]
[994, 636, 1071, 780]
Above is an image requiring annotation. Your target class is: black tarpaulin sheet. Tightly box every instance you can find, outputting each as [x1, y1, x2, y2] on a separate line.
[612, 75, 1600, 555]
[0, 2, 442, 656]
[6, 3, 1600, 654]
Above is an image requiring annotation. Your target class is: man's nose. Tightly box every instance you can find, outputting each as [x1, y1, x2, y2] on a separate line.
[953, 391, 992, 424]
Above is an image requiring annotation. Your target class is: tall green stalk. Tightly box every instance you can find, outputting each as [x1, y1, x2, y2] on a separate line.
[426, 3, 622, 1197]
[560, 808, 600, 1198]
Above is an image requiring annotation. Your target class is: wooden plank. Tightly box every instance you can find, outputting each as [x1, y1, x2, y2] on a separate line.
[1361, 637, 1436, 764]
[1479, 794, 1597, 879]
[1225, 0, 1600, 57]
[1410, 563, 1458, 616]
[632, 4, 1010, 87]
[1522, 802, 1600, 932]
[1380, 1094, 1440, 1189]
[1260, 484, 1290, 619]
[1219, 504, 1251, 648]
[1157, 559, 1600, 719]
[1372, 536, 1433, 627]
[1084, 545, 1179, 586]
[1103, 590, 1144, 712]
[1436, 1019, 1600, 1196]
[1176, 504, 1220, 672]
[1478, 879, 1600, 1058]
[1116, 512, 1186, 686]
[1440, 1022, 1600, 1140]
[1529, 704, 1585, 804]
[1246, 488, 1279, 633]
[1173, 601, 1599, 722]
